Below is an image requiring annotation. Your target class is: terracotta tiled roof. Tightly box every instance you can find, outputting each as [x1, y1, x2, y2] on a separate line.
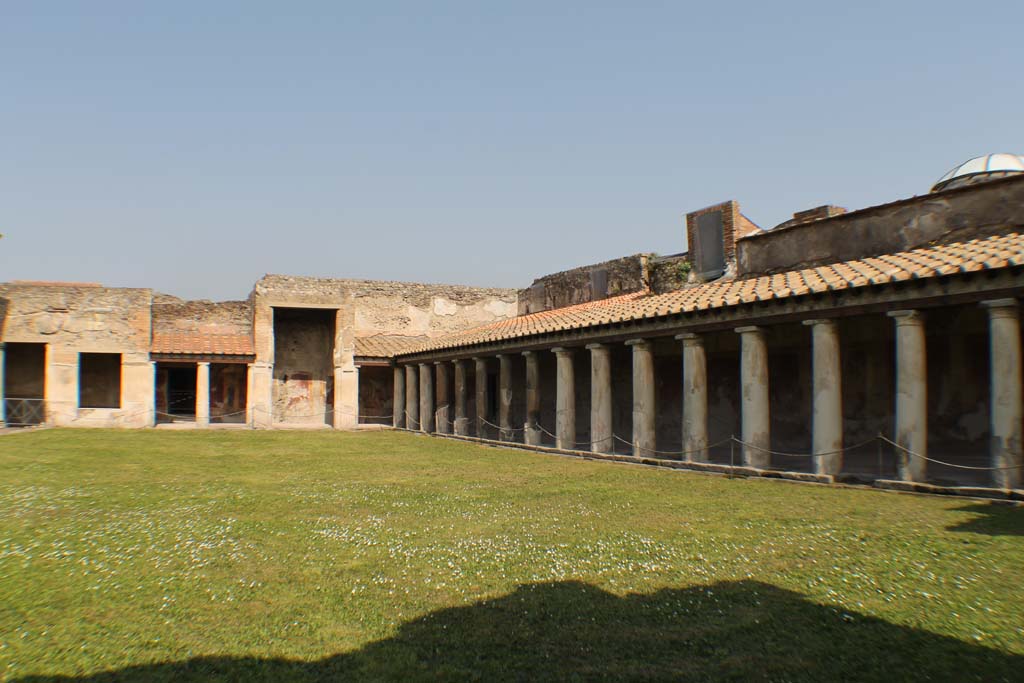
[355, 335, 429, 358]
[400, 232, 1024, 356]
[151, 332, 254, 356]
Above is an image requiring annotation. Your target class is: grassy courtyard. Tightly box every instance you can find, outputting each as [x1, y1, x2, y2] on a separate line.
[0, 429, 1021, 681]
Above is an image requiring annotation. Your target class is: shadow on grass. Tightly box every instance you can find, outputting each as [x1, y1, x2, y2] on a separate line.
[946, 502, 1024, 537]
[18, 580, 1020, 682]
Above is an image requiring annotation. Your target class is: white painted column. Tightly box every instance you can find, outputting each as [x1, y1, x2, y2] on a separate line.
[392, 365, 405, 429]
[736, 326, 770, 468]
[982, 299, 1022, 489]
[804, 319, 843, 476]
[196, 362, 211, 427]
[474, 357, 489, 438]
[677, 333, 708, 462]
[250, 362, 273, 428]
[245, 363, 254, 428]
[587, 344, 612, 453]
[523, 351, 542, 446]
[553, 347, 575, 450]
[889, 310, 927, 482]
[498, 354, 514, 441]
[405, 365, 419, 430]
[454, 360, 469, 435]
[418, 363, 434, 433]
[0, 343, 6, 425]
[627, 339, 655, 457]
[435, 361, 451, 435]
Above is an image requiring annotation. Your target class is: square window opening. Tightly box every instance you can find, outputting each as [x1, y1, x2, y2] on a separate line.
[79, 353, 122, 409]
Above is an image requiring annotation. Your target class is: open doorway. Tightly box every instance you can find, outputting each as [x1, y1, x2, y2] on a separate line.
[155, 362, 197, 423]
[211, 363, 248, 423]
[273, 307, 336, 426]
[3, 342, 46, 426]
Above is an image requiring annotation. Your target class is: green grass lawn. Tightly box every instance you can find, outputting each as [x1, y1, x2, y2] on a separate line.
[0, 429, 1022, 682]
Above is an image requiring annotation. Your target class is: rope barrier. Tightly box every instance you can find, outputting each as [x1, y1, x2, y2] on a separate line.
[877, 434, 1024, 471]
[480, 417, 525, 434]
[729, 435, 879, 459]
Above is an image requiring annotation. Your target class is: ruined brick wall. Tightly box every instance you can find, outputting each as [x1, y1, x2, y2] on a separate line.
[649, 254, 691, 293]
[516, 255, 651, 315]
[737, 174, 1024, 277]
[152, 296, 253, 336]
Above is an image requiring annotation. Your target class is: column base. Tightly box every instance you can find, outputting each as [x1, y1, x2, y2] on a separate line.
[525, 425, 542, 446]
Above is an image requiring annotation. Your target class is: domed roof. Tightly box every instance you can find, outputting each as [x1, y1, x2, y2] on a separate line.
[932, 153, 1024, 192]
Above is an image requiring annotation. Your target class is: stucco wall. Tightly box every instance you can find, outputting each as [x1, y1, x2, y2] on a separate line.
[250, 275, 518, 429]
[0, 283, 154, 427]
[737, 175, 1024, 277]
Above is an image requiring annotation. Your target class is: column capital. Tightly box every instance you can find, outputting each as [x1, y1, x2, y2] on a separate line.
[551, 347, 574, 356]
[585, 343, 609, 351]
[981, 298, 1019, 312]
[734, 325, 763, 335]
[521, 350, 535, 358]
[888, 309, 924, 325]
[675, 332, 702, 343]
[802, 318, 837, 328]
[624, 338, 649, 348]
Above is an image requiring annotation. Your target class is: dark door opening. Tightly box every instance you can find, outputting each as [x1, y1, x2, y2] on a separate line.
[3, 342, 46, 426]
[156, 363, 197, 422]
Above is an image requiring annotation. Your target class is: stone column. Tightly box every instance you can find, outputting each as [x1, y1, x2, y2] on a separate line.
[334, 365, 359, 430]
[498, 354, 514, 441]
[249, 362, 273, 428]
[196, 362, 211, 427]
[523, 351, 542, 446]
[677, 333, 708, 462]
[736, 326, 770, 468]
[435, 361, 451, 435]
[983, 299, 1022, 489]
[392, 366, 405, 429]
[245, 363, 254, 428]
[0, 343, 7, 425]
[553, 348, 575, 450]
[333, 306, 359, 430]
[405, 365, 419, 430]
[475, 357, 489, 438]
[804, 319, 843, 476]
[627, 339, 655, 457]
[45, 347, 78, 426]
[889, 310, 927, 482]
[419, 363, 434, 433]
[587, 344, 612, 453]
[454, 360, 469, 435]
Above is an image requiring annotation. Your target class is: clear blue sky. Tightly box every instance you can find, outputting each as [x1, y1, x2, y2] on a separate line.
[1, 1, 1020, 300]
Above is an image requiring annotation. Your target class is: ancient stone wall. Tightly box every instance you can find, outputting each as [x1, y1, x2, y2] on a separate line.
[0, 283, 154, 427]
[516, 255, 650, 315]
[250, 275, 517, 428]
[737, 174, 1024, 277]
[152, 296, 253, 336]
[649, 254, 691, 294]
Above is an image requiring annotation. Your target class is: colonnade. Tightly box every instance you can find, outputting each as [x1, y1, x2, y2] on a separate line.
[393, 301, 1023, 489]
